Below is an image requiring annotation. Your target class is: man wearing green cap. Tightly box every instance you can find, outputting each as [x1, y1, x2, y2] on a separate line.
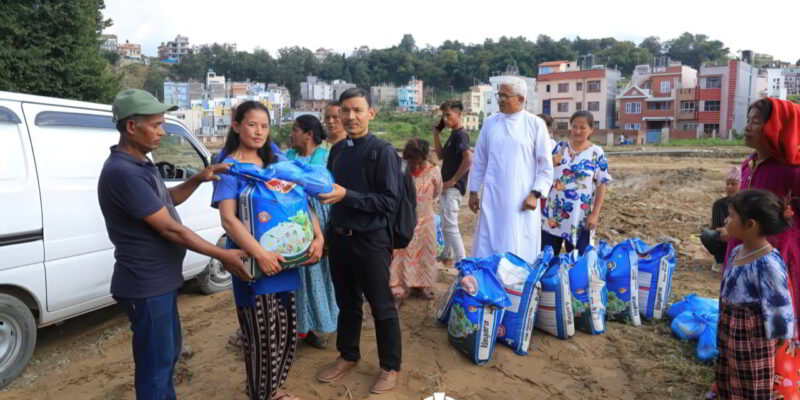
[98, 89, 250, 400]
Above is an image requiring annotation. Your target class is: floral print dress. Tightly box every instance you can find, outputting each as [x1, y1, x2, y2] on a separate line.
[543, 141, 612, 244]
[390, 163, 442, 298]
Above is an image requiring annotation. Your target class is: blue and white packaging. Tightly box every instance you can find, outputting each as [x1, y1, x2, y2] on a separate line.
[631, 238, 676, 320]
[566, 247, 608, 335]
[598, 240, 641, 326]
[534, 253, 575, 339]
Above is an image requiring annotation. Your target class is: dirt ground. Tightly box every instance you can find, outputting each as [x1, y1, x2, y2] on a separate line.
[0, 149, 750, 400]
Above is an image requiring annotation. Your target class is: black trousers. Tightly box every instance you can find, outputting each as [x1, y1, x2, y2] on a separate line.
[700, 229, 727, 263]
[541, 229, 591, 256]
[328, 228, 402, 371]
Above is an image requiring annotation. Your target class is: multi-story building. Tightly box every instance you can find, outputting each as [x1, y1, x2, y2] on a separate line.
[331, 80, 356, 101]
[158, 35, 191, 62]
[397, 78, 424, 111]
[295, 99, 330, 113]
[314, 48, 334, 62]
[536, 61, 620, 130]
[117, 40, 141, 59]
[617, 61, 697, 139]
[205, 70, 226, 99]
[784, 68, 800, 96]
[370, 85, 397, 108]
[267, 84, 292, 110]
[299, 76, 333, 101]
[764, 69, 787, 99]
[163, 81, 204, 110]
[100, 34, 117, 52]
[694, 59, 759, 137]
[228, 82, 249, 97]
[461, 112, 480, 131]
[460, 84, 492, 114]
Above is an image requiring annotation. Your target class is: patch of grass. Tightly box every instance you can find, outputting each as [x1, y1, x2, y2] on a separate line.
[657, 138, 744, 147]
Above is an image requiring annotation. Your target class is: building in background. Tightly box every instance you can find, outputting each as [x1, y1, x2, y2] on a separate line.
[617, 60, 698, 139]
[460, 112, 480, 131]
[695, 59, 759, 137]
[299, 76, 333, 101]
[784, 68, 800, 96]
[206, 70, 226, 98]
[314, 48, 334, 62]
[295, 99, 330, 113]
[460, 84, 492, 115]
[100, 34, 117, 52]
[371, 84, 398, 108]
[763, 69, 787, 99]
[163, 81, 204, 110]
[228, 82, 249, 97]
[158, 35, 191, 62]
[536, 60, 620, 130]
[331, 80, 356, 101]
[397, 77, 424, 111]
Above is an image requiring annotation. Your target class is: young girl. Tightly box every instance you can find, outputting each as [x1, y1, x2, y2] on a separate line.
[717, 189, 795, 399]
[542, 111, 612, 255]
[212, 100, 323, 400]
[389, 138, 442, 303]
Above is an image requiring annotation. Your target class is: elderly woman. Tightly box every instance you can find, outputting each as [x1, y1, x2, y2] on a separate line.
[285, 115, 339, 349]
[700, 166, 740, 272]
[722, 98, 800, 315]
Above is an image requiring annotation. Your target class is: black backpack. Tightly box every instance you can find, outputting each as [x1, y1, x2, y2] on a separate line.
[363, 139, 417, 249]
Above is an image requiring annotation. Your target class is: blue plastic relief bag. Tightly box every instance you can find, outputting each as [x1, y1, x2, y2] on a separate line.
[696, 319, 718, 362]
[447, 258, 511, 365]
[228, 162, 314, 279]
[631, 238, 676, 320]
[233, 160, 334, 197]
[566, 247, 608, 335]
[670, 311, 719, 362]
[438, 254, 505, 325]
[598, 240, 641, 326]
[495, 249, 552, 355]
[667, 294, 719, 320]
[534, 250, 575, 339]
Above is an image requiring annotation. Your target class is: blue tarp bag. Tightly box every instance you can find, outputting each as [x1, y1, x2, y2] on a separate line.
[447, 258, 511, 365]
[227, 162, 314, 278]
[534, 251, 575, 339]
[231, 160, 334, 197]
[631, 238, 676, 320]
[670, 311, 719, 362]
[566, 247, 608, 335]
[495, 249, 552, 355]
[696, 320, 718, 362]
[598, 240, 641, 326]
[667, 294, 719, 320]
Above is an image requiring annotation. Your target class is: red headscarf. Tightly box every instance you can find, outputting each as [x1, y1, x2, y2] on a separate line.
[764, 98, 800, 166]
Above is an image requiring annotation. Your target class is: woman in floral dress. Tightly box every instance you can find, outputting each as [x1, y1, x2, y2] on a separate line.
[542, 111, 612, 255]
[390, 138, 442, 303]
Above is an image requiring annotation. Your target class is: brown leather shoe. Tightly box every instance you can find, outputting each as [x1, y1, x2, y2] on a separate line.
[370, 369, 400, 394]
[317, 357, 358, 383]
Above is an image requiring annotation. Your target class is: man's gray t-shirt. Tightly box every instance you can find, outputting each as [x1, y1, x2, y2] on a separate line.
[98, 146, 186, 298]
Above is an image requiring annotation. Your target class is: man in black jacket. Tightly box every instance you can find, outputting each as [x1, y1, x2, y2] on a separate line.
[318, 88, 402, 394]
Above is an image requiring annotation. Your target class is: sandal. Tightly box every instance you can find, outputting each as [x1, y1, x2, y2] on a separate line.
[227, 329, 245, 348]
[272, 390, 303, 400]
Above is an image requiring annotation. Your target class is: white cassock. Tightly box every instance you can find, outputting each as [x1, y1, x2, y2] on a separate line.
[468, 110, 554, 264]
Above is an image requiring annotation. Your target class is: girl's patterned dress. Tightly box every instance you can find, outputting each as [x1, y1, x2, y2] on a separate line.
[716, 246, 795, 400]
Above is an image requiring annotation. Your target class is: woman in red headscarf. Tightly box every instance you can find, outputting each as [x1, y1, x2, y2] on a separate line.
[722, 98, 800, 314]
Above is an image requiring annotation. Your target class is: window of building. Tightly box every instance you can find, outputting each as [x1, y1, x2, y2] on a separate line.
[647, 102, 669, 111]
[558, 83, 569, 93]
[625, 102, 641, 114]
[546, 84, 551, 93]
[556, 122, 569, 130]
[682, 123, 699, 131]
[703, 123, 720, 135]
[680, 101, 696, 112]
[587, 81, 601, 93]
[705, 77, 722, 89]
[588, 102, 600, 111]
[660, 81, 670, 93]
[576, 82, 583, 91]
[576, 102, 582, 111]
[557, 102, 569, 112]
[624, 123, 641, 130]
[593, 121, 600, 129]
[704, 101, 721, 111]
[642, 81, 652, 90]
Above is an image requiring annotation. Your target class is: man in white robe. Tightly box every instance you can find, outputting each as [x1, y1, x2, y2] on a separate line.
[468, 77, 554, 264]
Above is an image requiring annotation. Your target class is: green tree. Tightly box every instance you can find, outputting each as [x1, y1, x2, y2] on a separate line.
[0, 0, 120, 103]
[143, 64, 171, 101]
[101, 49, 120, 65]
[597, 41, 652, 75]
[639, 36, 662, 56]
[664, 33, 729, 69]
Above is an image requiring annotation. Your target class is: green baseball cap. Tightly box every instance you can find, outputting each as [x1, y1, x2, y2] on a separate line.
[112, 88, 177, 123]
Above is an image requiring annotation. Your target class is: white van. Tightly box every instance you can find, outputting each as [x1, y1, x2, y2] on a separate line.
[0, 91, 231, 387]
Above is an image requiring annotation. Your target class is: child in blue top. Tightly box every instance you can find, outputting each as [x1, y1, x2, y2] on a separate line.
[716, 189, 795, 399]
[211, 100, 323, 400]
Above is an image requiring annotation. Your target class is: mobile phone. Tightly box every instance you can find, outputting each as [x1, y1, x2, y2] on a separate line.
[435, 117, 446, 131]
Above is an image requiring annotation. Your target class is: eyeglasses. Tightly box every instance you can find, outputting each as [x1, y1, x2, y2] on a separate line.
[495, 93, 514, 101]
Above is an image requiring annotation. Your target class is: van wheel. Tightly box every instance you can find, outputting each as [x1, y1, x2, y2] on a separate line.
[197, 236, 232, 294]
[0, 294, 36, 389]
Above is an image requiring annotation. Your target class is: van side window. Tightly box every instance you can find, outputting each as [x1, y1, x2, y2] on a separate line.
[34, 112, 115, 130]
[0, 107, 26, 181]
[151, 123, 207, 181]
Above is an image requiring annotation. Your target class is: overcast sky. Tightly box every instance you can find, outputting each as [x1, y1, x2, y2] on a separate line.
[104, 0, 798, 63]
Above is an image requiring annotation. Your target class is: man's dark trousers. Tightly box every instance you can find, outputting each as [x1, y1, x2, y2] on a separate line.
[328, 228, 402, 371]
[114, 290, 182, 400]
